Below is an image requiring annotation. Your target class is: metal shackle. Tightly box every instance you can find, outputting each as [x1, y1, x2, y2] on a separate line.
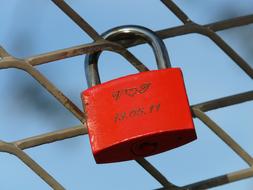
[85, 25, 171, 87]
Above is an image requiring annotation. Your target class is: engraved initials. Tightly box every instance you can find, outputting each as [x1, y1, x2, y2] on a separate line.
[112, 82, 151, 100]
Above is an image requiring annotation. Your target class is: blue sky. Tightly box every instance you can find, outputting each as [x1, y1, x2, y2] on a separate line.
[0, 0, 253, 189]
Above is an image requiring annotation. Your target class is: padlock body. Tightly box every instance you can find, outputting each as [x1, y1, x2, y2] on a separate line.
[81, 68, 196, 163]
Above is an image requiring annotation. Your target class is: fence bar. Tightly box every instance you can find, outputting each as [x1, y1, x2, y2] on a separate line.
[136, 158, 178, 188]
[0, 141, 65, 190]
[51, 0, 102, 40]
[193, 108, 253, 166]
[14, 125, 87, 150]
[192, 91, 253, 113]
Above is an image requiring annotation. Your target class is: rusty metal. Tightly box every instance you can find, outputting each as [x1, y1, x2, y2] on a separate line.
[0, 0, 252, 189]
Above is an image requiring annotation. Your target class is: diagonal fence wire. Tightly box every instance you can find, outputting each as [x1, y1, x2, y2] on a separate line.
[0, 0, 252, 189]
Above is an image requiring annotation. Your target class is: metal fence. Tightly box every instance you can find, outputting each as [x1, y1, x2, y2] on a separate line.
[0, 0, 252, 189]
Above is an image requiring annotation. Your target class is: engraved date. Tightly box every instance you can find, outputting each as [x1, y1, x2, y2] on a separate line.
[114, 103, 160, 123]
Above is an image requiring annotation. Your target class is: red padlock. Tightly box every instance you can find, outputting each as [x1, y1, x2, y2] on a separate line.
[81, 25, 197, 164]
